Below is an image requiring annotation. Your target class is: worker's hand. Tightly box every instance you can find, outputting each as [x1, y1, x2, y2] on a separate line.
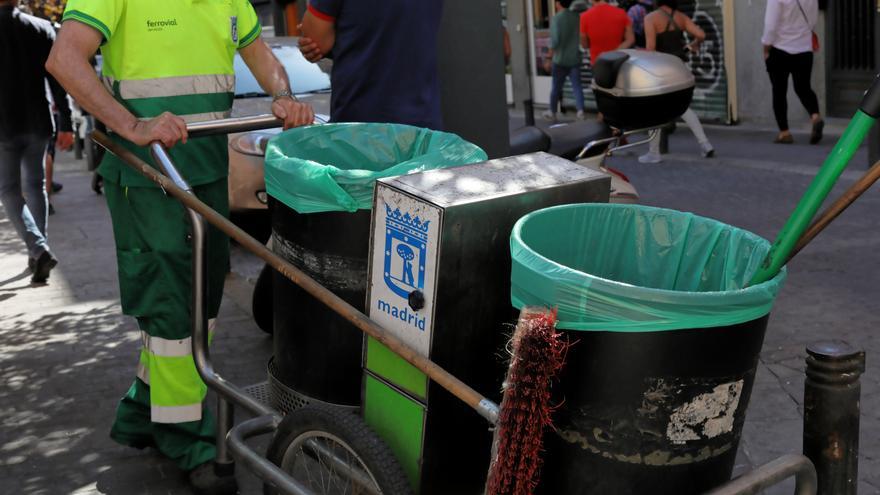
[56, 131, 75, 151]
[129, 112, 188, 148]
[298, 32, 324, 62]
[272, 97, 315, 130]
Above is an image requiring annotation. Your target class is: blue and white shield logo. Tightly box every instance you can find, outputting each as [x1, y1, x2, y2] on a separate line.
[383, 204, 429, 299]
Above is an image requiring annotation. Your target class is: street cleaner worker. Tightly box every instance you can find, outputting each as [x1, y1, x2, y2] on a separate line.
[46, 1, 314, 493]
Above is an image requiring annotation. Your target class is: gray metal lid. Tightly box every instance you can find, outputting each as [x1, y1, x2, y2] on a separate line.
[592, 49, 695, 98]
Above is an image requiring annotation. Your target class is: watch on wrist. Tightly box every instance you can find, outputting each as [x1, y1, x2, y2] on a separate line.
[272, 89, 296, 102]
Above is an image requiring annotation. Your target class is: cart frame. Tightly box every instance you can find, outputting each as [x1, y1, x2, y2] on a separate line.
[92, 116, 816, 495]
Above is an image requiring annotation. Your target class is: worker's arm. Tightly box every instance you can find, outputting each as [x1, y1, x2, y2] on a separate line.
[46, 21, 187, 148]
[299, 3, 337, 62]
[238, 38, 314, 129]
[619, 24, 635, 49]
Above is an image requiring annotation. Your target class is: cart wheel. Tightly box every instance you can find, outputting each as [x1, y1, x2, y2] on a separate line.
[265, 405, 412, 495]
[252, 263, 273, 334]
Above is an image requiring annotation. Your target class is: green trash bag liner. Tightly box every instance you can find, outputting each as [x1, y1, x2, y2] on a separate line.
[265, 123, 488, 213]
[510, 203, 787, 332]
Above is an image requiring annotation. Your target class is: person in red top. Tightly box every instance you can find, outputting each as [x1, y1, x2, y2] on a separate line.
[580, 0, 635, 66]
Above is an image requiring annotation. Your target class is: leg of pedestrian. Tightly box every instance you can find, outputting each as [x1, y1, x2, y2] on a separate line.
[639, 128, 663, 163]
[21, 135, 50, 239]
[767, 47, 795, 143]
[569, 65, 586, 120]
[680, 107, 714, 158]
[790, 51, 823, 144]
[544, 64, 565, 122]
[0, 136, 54, 278]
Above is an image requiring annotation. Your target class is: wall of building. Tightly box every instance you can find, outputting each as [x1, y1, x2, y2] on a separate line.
[732, 0, 827, 127]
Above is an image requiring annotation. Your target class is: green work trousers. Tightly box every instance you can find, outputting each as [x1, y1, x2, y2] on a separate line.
[104, 178, 230, 471]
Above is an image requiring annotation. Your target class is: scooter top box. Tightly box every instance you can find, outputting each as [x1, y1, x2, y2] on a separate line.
[592, 49, 695, 130]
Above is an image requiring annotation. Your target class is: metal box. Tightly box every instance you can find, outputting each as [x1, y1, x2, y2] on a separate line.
[362, 152, 610, 493]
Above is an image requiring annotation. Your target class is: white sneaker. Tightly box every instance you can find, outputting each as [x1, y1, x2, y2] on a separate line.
[542, 111, 556, 122]
[576, 110, 586, 120]
[701, 141, 715, 158]
[638, 152, 662, 164]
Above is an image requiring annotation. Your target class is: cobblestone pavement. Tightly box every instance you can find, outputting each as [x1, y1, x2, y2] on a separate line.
[2, 121, 879, 494]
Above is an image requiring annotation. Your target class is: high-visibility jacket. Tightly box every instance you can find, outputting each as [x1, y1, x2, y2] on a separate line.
[63, 0, 261, 188]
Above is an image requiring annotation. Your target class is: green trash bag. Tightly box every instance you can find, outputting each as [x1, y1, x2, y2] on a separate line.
[264, 123, 488, 213]
[510, 204, 787, 332]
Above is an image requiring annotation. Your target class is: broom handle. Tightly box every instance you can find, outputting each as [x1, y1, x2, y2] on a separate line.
[786, 160, 880, 263]
[91, 130, 501, 425]
[750, 74, 880, 285]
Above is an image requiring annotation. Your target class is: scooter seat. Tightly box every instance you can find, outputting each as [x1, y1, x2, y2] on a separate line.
[509, 125, 551, 155]
[545, 120, 613, 161]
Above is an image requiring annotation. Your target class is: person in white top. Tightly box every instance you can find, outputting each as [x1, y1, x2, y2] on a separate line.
[762, 0, 823, 144]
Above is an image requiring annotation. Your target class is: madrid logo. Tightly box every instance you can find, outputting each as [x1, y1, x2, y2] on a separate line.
[383, 204, 429, 299]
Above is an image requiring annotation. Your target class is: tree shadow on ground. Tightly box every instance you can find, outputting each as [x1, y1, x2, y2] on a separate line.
[0, 303, 187, 493]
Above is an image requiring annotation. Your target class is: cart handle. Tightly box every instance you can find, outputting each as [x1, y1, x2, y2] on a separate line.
[93, 129, 501, 426]
[186, 114, 282, 138]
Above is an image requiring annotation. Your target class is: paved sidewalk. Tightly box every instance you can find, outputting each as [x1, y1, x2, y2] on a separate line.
[2, 124, 879, 494]
[0, 155, 270, 494]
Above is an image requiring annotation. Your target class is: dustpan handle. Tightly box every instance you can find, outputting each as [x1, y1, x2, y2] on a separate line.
[749, 74, 880, 285]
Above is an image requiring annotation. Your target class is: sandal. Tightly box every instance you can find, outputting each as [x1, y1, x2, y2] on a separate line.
[774, 133, 794, 144]
[810, 119, 824, 145]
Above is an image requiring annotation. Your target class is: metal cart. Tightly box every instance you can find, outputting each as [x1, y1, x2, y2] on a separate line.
[92, 116, 818, 495]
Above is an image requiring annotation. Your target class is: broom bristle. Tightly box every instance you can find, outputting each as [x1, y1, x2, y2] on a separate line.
[486, 307, 567, 495]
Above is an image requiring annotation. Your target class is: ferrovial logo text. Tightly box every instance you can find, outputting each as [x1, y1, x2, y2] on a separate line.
[146, 19, 178, 32]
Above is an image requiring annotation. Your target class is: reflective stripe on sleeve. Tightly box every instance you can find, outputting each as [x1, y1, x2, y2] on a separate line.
[151, 404, 203, 424]
[118, 74, 235, 100]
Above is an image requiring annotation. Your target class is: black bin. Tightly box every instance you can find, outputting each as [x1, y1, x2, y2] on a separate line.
[270, 198, 372, 406]
[509, 204, 787, 494]
[263, 123, 487, 408]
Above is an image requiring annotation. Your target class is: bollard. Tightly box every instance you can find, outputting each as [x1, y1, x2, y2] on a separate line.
[803, 341, 865, 495]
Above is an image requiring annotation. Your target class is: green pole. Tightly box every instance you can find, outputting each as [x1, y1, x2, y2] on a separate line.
[750, 110, 876, 285]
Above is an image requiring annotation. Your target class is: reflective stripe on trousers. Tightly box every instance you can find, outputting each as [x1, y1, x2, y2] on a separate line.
[136, 318, 216, 424]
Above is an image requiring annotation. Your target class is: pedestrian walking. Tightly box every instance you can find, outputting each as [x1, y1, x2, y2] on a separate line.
[579, 0, 635, 67]
[298, 0, 445, 130]
[628, 0, 655, 48]
[639, 0, 715, 163]
[762, 0, 823, 144]
[0, 0, 72, 283]
[543, 0, 586, 122]
[47, 1, 314, 493]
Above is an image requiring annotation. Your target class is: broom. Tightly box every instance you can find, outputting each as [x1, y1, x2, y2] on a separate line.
[486, 307, 568, 495]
